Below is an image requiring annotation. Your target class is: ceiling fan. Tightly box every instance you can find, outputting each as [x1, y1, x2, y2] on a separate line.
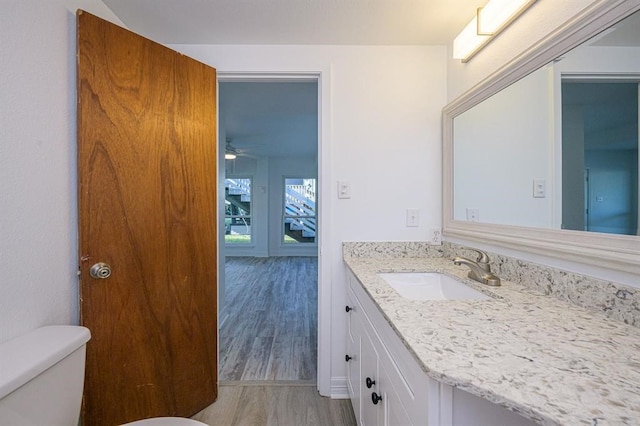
[225, 137, 262, 160]
[224, 139, 239, 160]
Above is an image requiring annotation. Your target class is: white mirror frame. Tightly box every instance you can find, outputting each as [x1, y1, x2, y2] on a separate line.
[443, 0, 640, 275]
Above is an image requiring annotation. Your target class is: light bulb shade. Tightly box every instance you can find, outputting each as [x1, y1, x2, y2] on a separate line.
[453, 16, 491, 62]
[478, 0, 537, 35]
[453, 0, 537, 62]
[225, 152, 237, 160]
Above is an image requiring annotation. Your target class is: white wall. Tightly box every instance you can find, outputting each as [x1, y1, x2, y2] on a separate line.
[171, 44, 447, 395]
[0, 0, 124, 344]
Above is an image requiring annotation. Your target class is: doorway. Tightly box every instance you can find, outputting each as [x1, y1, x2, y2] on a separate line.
[561, 79, 639, 235]
[217, 79, 320, 383]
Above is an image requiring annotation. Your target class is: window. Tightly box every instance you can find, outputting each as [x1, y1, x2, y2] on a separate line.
[225, 178, 252, 244]
[283, 178, 316, 244]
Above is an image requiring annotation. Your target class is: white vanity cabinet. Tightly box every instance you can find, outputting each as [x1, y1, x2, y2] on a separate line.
[345, 270, 537, 426]
[346, 272, 431, 425]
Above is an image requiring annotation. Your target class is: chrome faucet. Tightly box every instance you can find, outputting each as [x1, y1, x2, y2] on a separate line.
[453, 249, 501, 286]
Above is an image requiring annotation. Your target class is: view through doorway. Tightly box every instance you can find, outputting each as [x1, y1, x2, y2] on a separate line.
[218, 80, 320, 384]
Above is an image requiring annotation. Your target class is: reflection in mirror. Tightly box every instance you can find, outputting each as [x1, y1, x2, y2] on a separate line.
[562, 81, 638, 235]
[454, 65, 554, 229]
[453, 9, 640, 236]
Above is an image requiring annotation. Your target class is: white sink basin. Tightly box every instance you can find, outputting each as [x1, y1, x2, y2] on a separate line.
[377, 272, 491, 301]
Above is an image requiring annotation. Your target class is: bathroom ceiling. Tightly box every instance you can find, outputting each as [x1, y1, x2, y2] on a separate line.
[101, 0, 482, 45]
[99, 0, 484, 159]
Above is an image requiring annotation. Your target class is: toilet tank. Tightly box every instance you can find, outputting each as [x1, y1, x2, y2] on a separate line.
[0, 326, 91, 426]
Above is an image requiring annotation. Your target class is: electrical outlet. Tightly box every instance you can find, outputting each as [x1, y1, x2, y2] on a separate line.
[466, 208, 480, 222]
[407, 209, 420, 227]
[428, 228, 442, 245]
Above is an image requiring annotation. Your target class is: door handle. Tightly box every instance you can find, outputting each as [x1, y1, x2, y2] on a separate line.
[90, 263, 112, 279]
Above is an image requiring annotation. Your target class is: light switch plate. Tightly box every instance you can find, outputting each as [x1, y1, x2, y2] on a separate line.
[407, 209, 419, 227]
[533, 178, 546, 198]
[337, 180, 351, 199]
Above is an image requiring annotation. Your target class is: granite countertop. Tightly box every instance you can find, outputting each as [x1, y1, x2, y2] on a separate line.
[343, 256, 640, 426]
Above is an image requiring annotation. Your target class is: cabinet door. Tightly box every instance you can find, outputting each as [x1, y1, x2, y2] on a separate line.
[379, 361, 413, 426]
[361, 330, 382, 426]
[345, 291, 362, 424]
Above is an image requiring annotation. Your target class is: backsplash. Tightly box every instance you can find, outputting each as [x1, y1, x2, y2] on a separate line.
[343, 241, 639, 327]
[443, 242, 639, 327]
[342, 241, 444, 259]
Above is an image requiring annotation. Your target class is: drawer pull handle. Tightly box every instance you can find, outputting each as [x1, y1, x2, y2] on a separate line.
[345, 354, 352, 362]
[345, 305, 353, 312]
[371, 392, 382, 405]
[366, 377, 376, 388]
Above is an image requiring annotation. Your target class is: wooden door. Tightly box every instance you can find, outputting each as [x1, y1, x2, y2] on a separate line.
[77, 11, 218, 425]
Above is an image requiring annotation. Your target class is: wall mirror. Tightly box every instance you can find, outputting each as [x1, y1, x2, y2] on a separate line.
[443, 2, 640, 275]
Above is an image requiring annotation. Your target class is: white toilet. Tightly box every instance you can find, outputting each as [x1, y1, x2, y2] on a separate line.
[0, 326, 207, 426]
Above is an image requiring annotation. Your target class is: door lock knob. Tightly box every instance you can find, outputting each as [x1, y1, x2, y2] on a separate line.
[90, 263, 112, 279]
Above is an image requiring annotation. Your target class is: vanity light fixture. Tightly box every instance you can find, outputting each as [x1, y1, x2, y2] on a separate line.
[453, 0, 537, 62]
[453, 16, 491, 62]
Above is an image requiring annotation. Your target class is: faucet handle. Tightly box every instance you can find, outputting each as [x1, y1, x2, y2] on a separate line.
[470, 249, 490, 264]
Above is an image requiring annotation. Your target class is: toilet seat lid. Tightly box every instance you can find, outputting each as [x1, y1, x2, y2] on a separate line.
[121, 417, 208, 426]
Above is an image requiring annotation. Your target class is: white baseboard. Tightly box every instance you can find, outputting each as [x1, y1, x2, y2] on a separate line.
[330, 376, 350, 399]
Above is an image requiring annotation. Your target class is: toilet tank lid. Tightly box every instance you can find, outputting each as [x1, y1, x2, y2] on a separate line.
[0, 326, 91, 400]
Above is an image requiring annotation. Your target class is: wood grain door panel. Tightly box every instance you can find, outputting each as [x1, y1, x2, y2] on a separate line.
[77, 11, 218, 425]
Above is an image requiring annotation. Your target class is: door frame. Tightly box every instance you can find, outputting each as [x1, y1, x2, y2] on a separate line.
[217, 71, 332, 396]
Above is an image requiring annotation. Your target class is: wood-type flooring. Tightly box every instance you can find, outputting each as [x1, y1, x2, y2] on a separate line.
[193, 257, 356, 425]
[193, 382, 357, 425]
[218, 256, 318, 382]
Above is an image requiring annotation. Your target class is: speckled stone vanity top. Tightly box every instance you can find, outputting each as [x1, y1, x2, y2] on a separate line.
[343, 255, 640, 425]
